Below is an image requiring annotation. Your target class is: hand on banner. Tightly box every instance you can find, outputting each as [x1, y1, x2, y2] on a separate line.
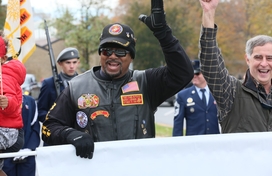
[66, 130, 94, 159]
[13, 148, 32, 163]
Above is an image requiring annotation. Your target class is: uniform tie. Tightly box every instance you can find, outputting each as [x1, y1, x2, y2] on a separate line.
[200, 89, 207, 106]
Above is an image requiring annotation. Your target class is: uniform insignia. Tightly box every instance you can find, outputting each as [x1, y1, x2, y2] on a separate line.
[90, 110, 110, 120]
[186, 97, 195, 106]
[76, 111, 88, 128]
[187, 102, 195, 106]
[190, 107, 195, 113]
[78, 94, 99, 109]
[109, 24, 123, 35]
[214, 100, 217, 104]
[122, 81, 139, 93]
[25, 104, 29, 109]
[192, 90, 195, 94]
[174, 103, 180, 116]
[187, 98, 193, 103]
[71, 51, 74, 56]
[121, 94, 143, 106]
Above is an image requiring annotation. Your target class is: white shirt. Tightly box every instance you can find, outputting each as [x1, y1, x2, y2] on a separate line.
[195, 85, 210, 105]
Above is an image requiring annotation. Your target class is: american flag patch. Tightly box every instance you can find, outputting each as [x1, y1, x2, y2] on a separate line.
[122, 81, 139, 93]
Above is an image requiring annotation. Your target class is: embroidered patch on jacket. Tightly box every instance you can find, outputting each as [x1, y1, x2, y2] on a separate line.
[121, 81, 139, 93]
[78, 94, 99, 109]
[42, 126, 51, 137]
[76, 111, 88, 128]
[90, 110, 110, 120]
[121, 94, 143, 106]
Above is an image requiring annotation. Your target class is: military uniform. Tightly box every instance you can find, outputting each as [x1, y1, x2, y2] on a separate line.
[37, 47, 80, 122]
[173, 60, 220, 136]
[173, 85, 220, 136]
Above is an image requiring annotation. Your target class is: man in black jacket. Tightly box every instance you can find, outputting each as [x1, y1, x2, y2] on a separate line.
[42, 0, 194, 159]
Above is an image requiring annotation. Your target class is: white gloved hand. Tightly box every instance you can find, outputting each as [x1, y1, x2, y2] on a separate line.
[13, 148, 32, 161]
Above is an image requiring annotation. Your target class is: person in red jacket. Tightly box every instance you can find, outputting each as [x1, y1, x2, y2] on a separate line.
[0, 30, 26, 176]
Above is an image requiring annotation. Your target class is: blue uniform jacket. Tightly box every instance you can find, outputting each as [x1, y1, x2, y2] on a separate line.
[3, 95, 40, 176]
[22, 95, 41, 149]
[173, 85, 220, 136]
[37, 75, 65, 122]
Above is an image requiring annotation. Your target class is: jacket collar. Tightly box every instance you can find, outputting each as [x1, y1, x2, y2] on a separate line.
[243, 69, 269, 96]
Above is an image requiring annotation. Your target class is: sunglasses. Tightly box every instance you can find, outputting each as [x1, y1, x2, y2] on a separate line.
[257, 88, 272, 109]
[194, 72, 201, 76]
[100, 48, 130, 57]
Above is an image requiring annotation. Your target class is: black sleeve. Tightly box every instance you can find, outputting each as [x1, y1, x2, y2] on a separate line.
[146, 29, 194, 111]
[42, 87, 77, 145]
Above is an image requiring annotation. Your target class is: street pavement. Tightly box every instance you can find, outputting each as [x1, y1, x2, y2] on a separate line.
[155, 102, 175, 127]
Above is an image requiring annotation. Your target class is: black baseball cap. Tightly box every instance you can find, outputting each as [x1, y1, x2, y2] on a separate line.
[98, 23, 136, 59]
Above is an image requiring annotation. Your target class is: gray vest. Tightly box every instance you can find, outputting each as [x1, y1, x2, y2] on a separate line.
[69, 67, 155, 142]
[220, 81, 272, 133]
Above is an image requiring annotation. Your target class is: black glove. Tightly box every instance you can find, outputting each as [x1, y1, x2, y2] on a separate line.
[138, 0, 170, 39]
[66, 129, 94, 159]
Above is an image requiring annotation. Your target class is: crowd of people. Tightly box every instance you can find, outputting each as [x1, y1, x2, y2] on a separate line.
[0, 0, 272, 175]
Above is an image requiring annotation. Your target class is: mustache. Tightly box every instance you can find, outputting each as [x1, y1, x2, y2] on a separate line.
[105, 60, 122, 65]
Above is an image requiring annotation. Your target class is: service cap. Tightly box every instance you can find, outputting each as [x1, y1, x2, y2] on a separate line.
[57, 47, 79, 62]
[192, 60, 200, 74]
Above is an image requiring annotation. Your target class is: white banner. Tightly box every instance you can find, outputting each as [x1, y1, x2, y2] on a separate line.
[35, 132, 272, 176]
[4, 0, 36, 63]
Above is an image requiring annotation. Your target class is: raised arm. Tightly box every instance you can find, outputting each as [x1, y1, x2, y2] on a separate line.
[139, 0, 194, 109]
[198, 0, 237, 120]
[199, 0, 219, 28]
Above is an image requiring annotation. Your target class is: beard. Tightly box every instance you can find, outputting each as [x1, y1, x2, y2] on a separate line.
[103, 66, 122, 79]
[102, 60, 123, 79]
[105, 70, 122, 79]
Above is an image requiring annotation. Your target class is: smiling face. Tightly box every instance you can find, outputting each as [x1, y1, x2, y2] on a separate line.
[100, 47, 133, 79]
[246, 43, 272, 91]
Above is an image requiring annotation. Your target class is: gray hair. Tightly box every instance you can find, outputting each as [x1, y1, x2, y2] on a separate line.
[245, 35, 272, 58]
